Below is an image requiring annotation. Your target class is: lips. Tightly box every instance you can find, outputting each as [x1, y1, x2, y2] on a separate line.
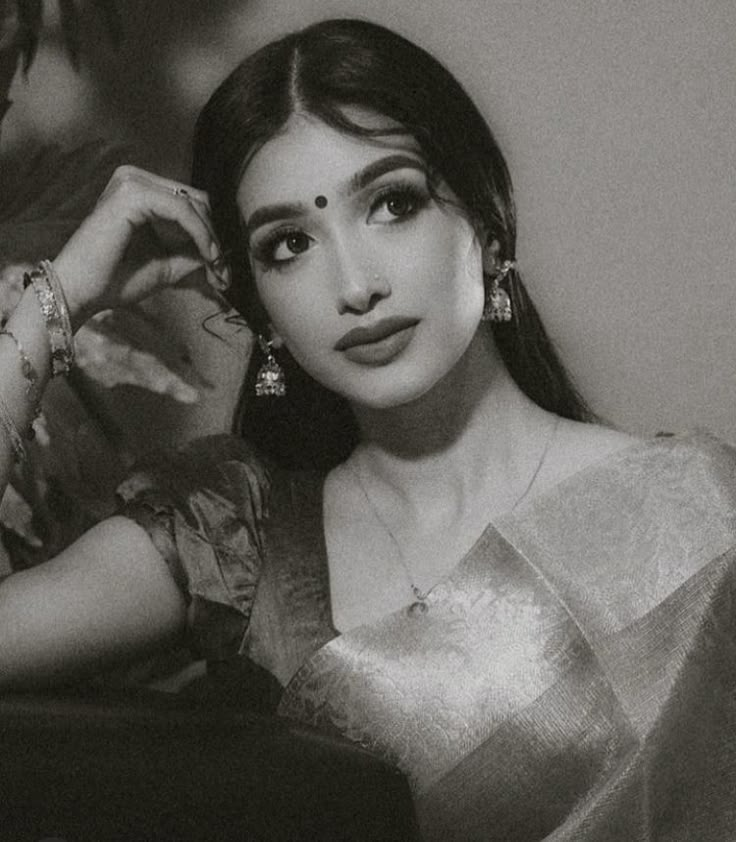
[334, 316, 419, 351]
[335, 317, 419, 366]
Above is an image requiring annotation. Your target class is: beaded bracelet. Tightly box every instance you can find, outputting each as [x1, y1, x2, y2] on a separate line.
[0, 395, 26, 463]
[23, 261, 75, 376]
[0, 329, 42, 438]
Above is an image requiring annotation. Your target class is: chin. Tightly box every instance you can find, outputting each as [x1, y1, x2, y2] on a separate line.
[340, 372, 440, 412]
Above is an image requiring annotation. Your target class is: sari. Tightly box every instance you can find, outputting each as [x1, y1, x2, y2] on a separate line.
[120, 431, 736, 840]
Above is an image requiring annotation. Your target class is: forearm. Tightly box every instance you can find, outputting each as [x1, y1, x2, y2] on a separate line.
[1, 164, 222, 507]
[0, 282, 55, 492]
[0, 257, 85, 492]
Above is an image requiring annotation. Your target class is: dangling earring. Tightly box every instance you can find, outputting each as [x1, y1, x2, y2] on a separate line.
[482, 259, 516, 322]
[255, 336, 286, 397]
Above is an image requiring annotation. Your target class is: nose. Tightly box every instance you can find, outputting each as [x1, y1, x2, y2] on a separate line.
[332, 239, 391, 315]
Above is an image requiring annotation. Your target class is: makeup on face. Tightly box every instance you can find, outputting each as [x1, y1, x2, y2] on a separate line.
[243, 153, 429, 238]
[244, 154, 433, 271]
[334, 316, 420, 366]
[235, 114, 485, 408]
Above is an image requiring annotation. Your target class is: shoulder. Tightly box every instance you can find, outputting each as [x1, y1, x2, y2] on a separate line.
[115, 435, 281, 660]
[625, 430, 736, 521]
[502, 428, 736, 633]
[589, 428, 736, 500]
[517, 423, 736, 565]
[115, 433, 274, 600]
[558, 421, 639, 468]
[555, 420, 640, 464]
[533, 420, 641, 500]
[534, 426, 736, 551]
[544, 421, 735, 501]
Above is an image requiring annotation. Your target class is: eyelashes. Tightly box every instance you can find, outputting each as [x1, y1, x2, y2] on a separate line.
[251, 228, 310, 268]
[367, 182, 429, 221]
[251, 180, 431, 270]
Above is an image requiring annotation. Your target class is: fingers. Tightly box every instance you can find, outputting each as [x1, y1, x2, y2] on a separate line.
[170, 188, 232, 292]
[137, 170, 212, 211]
[102, 166, 231, 290]
[101, 166, 211, 210]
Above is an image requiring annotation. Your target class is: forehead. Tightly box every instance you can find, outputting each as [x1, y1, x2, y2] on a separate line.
[236, 110, 422, 215]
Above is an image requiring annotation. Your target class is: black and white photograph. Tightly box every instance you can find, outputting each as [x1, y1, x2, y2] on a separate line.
[1, 2, 735, 839]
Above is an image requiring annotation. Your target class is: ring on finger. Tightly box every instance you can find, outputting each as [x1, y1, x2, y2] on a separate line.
[172, 186, 189, 198]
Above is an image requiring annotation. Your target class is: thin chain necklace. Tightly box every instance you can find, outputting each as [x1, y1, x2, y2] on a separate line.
[348, 416, 560, 615]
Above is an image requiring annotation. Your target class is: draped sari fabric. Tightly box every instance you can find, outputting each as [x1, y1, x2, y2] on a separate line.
[121, 432, 736, 841]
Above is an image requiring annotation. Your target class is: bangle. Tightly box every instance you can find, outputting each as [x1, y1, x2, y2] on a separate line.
[41, 260, 74, 350]
[0, 329, 42, 438]
[23, 261, 75, 377]
[0, 396, 26, 463]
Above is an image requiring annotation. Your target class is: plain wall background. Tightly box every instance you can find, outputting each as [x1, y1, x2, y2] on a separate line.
[5, 0, 735, 445]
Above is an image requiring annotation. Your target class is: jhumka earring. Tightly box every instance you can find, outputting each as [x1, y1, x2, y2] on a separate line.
[255, 336, 286, 397]
[482, 259, 517, 322]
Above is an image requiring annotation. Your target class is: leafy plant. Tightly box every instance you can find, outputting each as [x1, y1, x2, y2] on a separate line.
[0, 0, 121, 136]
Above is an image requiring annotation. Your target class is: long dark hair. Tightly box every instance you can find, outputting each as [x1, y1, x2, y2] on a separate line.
[192, 18, 595, 470]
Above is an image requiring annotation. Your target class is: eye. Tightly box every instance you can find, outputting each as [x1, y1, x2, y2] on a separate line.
[274, 231, 311, 260]
[369, 184, 428, 223]
[385, 192, 414, 217]
[253, 228, 312, 267]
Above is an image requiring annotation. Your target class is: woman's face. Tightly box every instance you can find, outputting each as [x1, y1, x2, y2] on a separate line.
[236, 110, 486, 409]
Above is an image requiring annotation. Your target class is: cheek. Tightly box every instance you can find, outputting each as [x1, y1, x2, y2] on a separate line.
[254, 273, 310, 337]
[255, 278, 329, 373]
[424, 222, 485, 310]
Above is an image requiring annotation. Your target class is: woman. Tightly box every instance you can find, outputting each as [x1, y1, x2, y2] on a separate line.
[1, 18, 734, 841]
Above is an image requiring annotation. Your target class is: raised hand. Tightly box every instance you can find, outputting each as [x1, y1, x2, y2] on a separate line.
[52, 166, 231, 330]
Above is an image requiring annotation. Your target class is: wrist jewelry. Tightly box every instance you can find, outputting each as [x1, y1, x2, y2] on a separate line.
[41, 259, 73, 342]
[0, 329, 42, 438]
[23, 260, 75, 376]
[0, 396, 26, 463]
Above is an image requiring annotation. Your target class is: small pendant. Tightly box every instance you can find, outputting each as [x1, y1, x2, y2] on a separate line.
[408, 585, 429, 616]
[408, 600, 428, 616]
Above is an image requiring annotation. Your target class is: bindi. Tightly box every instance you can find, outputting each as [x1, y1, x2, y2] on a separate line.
[314, 195, 328, 209]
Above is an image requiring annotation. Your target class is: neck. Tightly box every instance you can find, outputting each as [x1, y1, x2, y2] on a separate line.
[347, 328, 556, 518]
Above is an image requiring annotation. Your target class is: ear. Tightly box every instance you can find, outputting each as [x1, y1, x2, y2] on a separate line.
[481, 238, 501, 275]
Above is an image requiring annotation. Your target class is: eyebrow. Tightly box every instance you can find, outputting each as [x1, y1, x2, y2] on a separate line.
[244, 153, 427, 236]
[347, 153, 426, 194]
[245, 201, 305, 236]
